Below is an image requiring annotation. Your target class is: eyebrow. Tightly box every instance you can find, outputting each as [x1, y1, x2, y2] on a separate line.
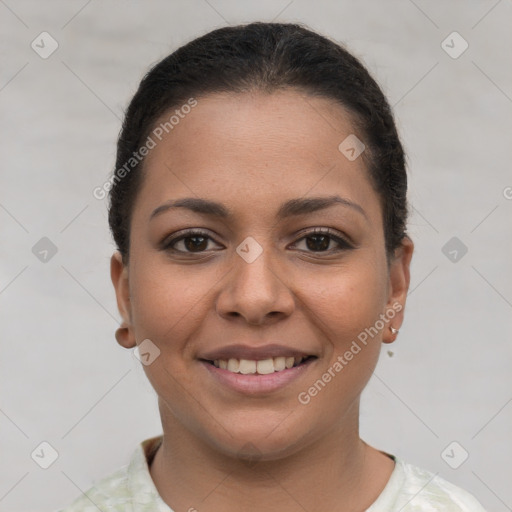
[149, 195, 368, 222]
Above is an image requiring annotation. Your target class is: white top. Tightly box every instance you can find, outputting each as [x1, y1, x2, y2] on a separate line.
[56, 436, 487, 511]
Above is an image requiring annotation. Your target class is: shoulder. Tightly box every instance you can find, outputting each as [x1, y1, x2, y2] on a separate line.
[55, 464, 131, 512]
[369, 456, 488, 511]
[55, 436, 168, 512]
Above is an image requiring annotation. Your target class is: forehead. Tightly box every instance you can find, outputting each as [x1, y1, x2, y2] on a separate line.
[134, 90, 381, 227]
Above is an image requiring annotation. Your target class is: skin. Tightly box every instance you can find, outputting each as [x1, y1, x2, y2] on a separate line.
[111, 89, 414, 512]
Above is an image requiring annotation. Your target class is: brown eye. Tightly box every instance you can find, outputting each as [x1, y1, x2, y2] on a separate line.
[293, 228, 352, 253]
[305, 234, 331, 252]
[181, 236, 209, 252]
[162, 230, 222, 254]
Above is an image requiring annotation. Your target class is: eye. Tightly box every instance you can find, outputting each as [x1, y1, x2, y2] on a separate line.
[161, 229, 223, 254]
[292, 227, 353, 253]
[161, 227, 353, 256]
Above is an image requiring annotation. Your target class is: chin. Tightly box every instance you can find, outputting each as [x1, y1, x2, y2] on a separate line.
[204, 418, 313, 462]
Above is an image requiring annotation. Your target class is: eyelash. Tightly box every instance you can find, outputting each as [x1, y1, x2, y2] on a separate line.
[161, 228, 353, 255]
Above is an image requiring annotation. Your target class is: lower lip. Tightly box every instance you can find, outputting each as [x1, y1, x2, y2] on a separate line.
[201, 358, 316, 395]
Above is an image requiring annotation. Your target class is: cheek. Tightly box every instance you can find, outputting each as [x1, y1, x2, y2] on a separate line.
[129, 258, 217, 350]
[294, 260, 388, 347]
[128, 262, 207, 404]
[293, 269, 386, 417]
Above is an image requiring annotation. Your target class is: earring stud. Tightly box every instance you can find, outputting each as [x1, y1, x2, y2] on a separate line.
[390, 326, 399, 335]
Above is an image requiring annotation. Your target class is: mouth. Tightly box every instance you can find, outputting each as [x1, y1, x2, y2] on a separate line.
[200, 355, 318, 375]
[197, 343, 319, 394]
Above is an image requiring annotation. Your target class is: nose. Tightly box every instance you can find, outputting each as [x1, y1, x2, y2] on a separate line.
[216, 244, 295, 326]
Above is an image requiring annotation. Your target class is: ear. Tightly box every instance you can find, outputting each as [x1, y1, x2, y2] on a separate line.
[110, 251, 136, 349]
[382, 235, 414, 344]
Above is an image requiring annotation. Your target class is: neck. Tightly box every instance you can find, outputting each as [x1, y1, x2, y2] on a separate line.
[150, 399, 392, 512]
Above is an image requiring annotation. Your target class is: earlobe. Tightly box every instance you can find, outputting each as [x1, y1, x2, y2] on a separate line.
[382, 236, 414, 344]
[115, 322, 135, 349]
[383, 325, 400, 344]
[110, 251, 136, 349]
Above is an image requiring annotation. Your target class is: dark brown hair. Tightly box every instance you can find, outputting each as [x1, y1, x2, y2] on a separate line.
[108, 22, 408, 263]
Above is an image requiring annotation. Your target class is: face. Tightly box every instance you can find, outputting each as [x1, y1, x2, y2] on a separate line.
[111, 89, 413, 460]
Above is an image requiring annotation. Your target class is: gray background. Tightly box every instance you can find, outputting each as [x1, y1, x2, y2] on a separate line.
[1, 1, 511, 511]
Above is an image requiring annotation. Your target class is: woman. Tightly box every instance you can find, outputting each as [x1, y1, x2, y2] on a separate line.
[59, 22, 487, 511]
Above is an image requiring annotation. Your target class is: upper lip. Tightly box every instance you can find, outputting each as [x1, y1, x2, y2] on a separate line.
[199, 344, 316, 361]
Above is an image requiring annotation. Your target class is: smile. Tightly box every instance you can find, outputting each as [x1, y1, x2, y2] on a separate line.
[205, 356, 316, 375]
[200, 355, 318, 395]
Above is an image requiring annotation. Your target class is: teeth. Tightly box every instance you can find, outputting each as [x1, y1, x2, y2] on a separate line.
[227, 358, 239, 372]
[256, 358, 275, 375]
[239, 359, 257, 374]
[211, 356, 310, 374]
[274, 356, 286, 371]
